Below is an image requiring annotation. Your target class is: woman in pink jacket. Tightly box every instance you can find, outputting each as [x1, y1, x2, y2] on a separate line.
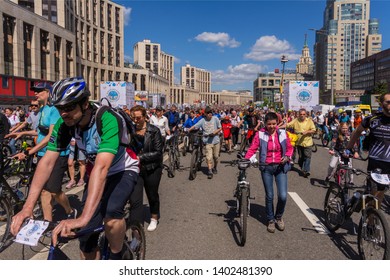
[245, 112, 293, 233]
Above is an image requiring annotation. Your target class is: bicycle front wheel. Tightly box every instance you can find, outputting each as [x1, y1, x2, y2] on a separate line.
[0, 197, 12, 251]
[238, 188, 248, 246]
[321, 133, 329, 147]
[239, 137, 247, 153]
[324, 182, 346, 232]
[167, 150, 175, 178]
[358, 207, 390, 260]
[189, 149, 199, 180]
[124, 222, 146, 260]
[311, 143, 318, 153]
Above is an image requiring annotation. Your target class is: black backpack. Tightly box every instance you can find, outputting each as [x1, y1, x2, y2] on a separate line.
[95, 98, 141, 153]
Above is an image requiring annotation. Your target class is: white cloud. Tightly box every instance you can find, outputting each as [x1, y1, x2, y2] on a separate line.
[124, 55, 132, 63]
[123, 7, 132, 26]
[211, 64, 266, 85]
[194, 32, 241, 48]
[244, 35, 300, 61]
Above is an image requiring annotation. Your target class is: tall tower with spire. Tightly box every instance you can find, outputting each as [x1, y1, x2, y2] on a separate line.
[296, 34, 313, 75]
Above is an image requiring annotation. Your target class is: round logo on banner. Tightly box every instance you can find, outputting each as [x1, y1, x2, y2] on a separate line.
[107, 90, 120, 102]
[296, 90, 312, 103]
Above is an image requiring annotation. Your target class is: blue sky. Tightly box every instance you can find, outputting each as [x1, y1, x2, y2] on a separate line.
[116, 0, 390, 92]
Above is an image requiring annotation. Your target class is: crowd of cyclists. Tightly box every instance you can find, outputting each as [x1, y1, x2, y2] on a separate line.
[1, 76, 389, 259]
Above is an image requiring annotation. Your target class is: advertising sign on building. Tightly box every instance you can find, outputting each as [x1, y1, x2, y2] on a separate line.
[283, 81, 319, 111]
[100, 81, 134, 108]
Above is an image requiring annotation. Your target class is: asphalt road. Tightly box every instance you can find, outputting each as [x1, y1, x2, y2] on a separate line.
[1, 138, 389, 260]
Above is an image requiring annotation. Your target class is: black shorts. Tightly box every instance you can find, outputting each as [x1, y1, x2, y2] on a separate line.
[37, 155, 68, 193]
[78, 170, 139, 253]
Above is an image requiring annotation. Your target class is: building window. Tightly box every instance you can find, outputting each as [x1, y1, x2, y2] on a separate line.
[3, 15, 15, 76]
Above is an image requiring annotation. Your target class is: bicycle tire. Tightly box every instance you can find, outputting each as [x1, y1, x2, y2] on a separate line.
[321, 133, 329, 147]
[182, 136, 188, 157]
[311, 143, 318, 153]
[175, 147, 180, 169]
[358, 207, 390, 260]
[189, 149, 198, 180]
[167, 150, 175, 178]
[0, 197, 12, 251]
[124, 222, 146, 260]
[238, 188, 248, 246]
[324, 182, 346, 232]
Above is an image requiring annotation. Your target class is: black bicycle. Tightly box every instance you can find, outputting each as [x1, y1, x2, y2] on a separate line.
[188, 130, 208, 181]
[14, 213, 146, 260]
[166, 132, 181, 178]
[220, 156, 259, 246]
[0, 155, 41, 251]
[324, 165, 390, 259]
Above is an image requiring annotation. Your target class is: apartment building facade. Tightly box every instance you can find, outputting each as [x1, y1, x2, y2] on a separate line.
[0, 0, 126, 103]
[181, 64, 211, 93]
[350, 48, 390, 93]
[314, 0, 382, 102]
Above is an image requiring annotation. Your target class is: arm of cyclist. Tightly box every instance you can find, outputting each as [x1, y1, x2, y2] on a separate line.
[12, 124, 55, 160]
[346, 123, 365, 151]
[10, 150, 60, 235]
[52, 152, 115, 245]
[188, 118, 204, 132]
[6, 129, 38, 140]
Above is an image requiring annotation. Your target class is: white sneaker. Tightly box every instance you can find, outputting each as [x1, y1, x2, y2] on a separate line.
[147, 219, 158, 232]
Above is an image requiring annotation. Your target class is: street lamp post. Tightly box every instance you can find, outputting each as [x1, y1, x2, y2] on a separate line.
[280, 55, 288, 109]
[309, 28, 334, 105]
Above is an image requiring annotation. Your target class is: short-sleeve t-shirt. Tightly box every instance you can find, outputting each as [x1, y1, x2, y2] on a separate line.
[37, 105, 68, 157]
[47, 108, 139, 176]
[361, 113, 390, 163]
[193, 116, 221, 144]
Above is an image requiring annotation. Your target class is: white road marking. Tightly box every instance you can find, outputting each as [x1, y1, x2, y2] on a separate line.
[288, 191, 330, 234]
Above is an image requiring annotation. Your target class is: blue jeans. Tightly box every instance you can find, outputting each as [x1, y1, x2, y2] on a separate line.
[9, 138, 16, 154]
[323, 125, 329, 139]
[260, 165, 288, 222]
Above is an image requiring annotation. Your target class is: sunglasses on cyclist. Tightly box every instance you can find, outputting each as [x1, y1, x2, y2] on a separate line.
[56, 103, 78, 112]
[30, 104, 39, 107]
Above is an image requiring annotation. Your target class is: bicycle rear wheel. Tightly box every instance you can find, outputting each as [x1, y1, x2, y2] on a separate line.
[124, 222, 146, 260]
[167, 150, 175, 178]
[358, 207, 390, 260]
[182, 136, 188, 157]
[324, 182, 346, 232]
[0, 197, 12, 251]
[189, 149, 198, 180]
[321, 133, 329, 147]
[238, 188, 248, 246]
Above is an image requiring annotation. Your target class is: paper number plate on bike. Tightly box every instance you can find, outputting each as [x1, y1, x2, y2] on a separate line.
[371, 173, 390, 185]
[14, 220, 49, 246]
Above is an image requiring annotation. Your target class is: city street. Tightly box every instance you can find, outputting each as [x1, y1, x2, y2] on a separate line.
[1, 139, 388, 260]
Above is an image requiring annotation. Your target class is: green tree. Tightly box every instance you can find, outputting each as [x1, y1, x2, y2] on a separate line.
[373, 81, 388, 95]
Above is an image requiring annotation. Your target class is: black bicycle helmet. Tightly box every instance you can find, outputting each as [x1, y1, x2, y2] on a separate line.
[50, 77, 90, 106]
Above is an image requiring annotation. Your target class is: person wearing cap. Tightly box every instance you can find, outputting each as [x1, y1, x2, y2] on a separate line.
[338, 110, 351, 125]
[11, 81, 77, 222]
[352, 109, 363, 131]
[150, 105, 170, 139]
[188, 106, 221, 179]
[11, 77, 143, 260]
